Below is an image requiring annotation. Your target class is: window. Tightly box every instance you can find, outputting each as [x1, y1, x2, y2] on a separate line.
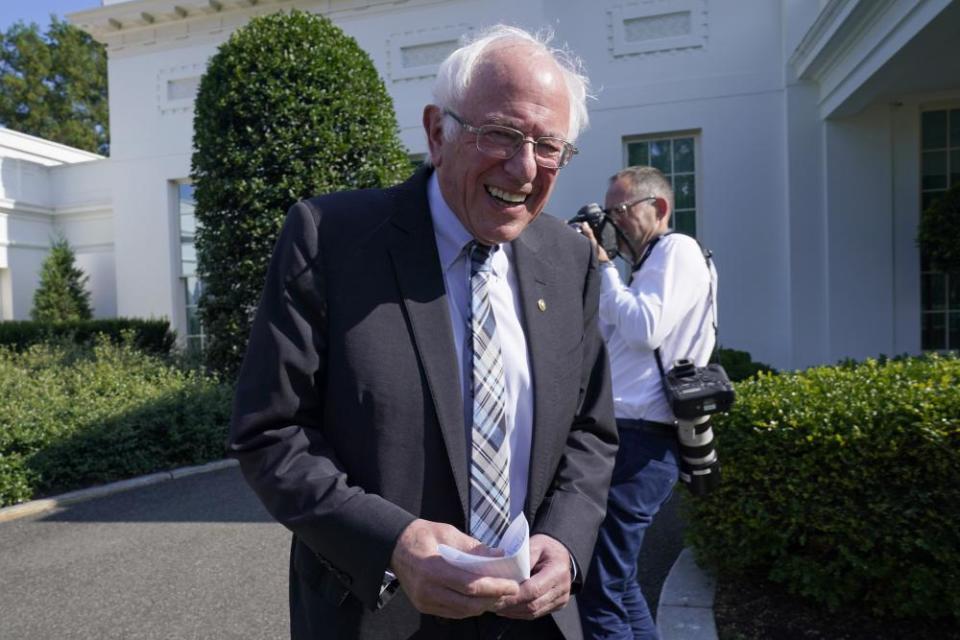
[625, 134, 698, 237]
[178, 183, 206, 355]
[920, 108, 960, 351]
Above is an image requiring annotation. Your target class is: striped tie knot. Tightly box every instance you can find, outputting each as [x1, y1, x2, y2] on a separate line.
[468, 241, 496, 276]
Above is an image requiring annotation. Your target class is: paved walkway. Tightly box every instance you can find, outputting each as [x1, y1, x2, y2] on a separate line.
[0, 465, 689, 639]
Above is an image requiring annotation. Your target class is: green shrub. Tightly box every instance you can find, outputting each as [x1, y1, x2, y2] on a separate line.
[191, 9, 412, 376]
[0, 339, 232, 507]
[0, 318, 175, 354]
[716, 346, 776, 382]
[684, 354, 960, 620]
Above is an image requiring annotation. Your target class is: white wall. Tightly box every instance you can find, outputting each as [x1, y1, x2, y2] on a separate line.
[66, 0, 957, 369]
[0, 139, 112, 320]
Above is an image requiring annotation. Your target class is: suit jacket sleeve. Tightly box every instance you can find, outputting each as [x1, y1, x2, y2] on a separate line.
[227, 200, 416, 609]
[531, 239, 618, 588]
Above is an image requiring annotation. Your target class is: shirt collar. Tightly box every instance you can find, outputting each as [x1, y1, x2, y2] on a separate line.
[428, 172, 505, 272]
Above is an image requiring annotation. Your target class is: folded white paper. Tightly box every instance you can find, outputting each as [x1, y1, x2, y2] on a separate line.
[437, 514, 530, 582]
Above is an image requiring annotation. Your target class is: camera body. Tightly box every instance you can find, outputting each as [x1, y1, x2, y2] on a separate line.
[662, 359, 735, 420]
[662, 358, 734, 496]
[568, 203, 621, 259]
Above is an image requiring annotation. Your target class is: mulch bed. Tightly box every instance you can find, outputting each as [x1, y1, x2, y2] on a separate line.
[713, 571, 959, 640]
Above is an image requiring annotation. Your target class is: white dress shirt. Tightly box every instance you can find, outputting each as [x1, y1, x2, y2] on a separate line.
[599, 233, 718, 424]
[428, 173, 533, 523]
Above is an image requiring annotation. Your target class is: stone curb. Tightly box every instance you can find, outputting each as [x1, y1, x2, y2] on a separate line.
[657, 547, 718, 640]
[0, 458, 239, 524]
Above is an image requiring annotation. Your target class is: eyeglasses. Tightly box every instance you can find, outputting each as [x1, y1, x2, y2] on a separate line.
[604, 196, 657, 218]
[443, 109, 578, 170]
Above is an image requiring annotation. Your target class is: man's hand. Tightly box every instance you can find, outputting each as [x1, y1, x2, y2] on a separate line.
[390, 519, 520, 619]
[579, 223, 611, 263]
[495, 534, 572, 620]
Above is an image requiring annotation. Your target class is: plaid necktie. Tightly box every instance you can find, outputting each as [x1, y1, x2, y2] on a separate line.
[467, 241, 510, 547]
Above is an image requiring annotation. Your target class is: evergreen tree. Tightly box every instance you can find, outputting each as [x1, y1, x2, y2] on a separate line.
[31, 236, 93, 322]
[0, 16, 109, 155]
[191, 10, 411, 375]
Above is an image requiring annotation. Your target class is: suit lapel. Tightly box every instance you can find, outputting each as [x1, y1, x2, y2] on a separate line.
[512, 226, 557, 516]
[388, 172, 469, 524]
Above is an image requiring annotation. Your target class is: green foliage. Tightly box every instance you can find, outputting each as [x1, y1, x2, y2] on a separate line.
[0, 339, 232, 507]
[0, 17, 108, 154]
[0, 318, 175, 355]
[917, 184, 960, 273]
[191, 10, 411, 375]
[31, 236, 93, 322]
[684, 355, 960, 620]
[716, 347, 776, 382]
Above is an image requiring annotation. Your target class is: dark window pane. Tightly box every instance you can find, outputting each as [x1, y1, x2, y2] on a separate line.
[674, 210, 696, 237]
[649, 140, 671, 173]
[185, 276, 202, 305]
[951, 149, 960, 188]
[922, 151, 947, 190]
[674, 174, 696, 209]
[628, 143, 649, 166]
[921, 252, 931, 272]
[922, 313, 946, 350]
[951, 109, 960, 147]
[187, 306, 202, 335]
[948, 273, 960, 307]
[922, 272, 947, 311]
[673, 137, 695, 172]
[950, 312, 960, 350]
[922, 111, 947, 150]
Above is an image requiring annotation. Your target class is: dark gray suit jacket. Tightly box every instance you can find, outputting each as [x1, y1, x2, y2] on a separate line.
[229, 168, 617, 639]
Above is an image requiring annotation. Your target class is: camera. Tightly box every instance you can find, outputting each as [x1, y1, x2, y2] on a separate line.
[662, 359, 734, 420]
[662, 358, 733, 496]
[568, 203, 621, 259]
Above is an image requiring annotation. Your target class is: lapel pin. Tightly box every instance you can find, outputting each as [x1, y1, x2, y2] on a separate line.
[537, 299, 547, 312]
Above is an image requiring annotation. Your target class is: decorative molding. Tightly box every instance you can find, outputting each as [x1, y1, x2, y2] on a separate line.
[157, 64, 206, 114]
[789, 0, 897, 81]
[387, 26, 469, 82]
[609, 0, 708, 58]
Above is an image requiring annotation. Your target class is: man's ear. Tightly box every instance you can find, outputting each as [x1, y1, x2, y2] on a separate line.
[423, 105, 444, 167]
[654, 196, 669, 220]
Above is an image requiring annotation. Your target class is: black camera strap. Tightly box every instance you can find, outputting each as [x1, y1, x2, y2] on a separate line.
[631, 232, 720, 379]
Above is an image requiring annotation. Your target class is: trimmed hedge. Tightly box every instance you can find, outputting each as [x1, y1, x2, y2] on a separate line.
[191, 9, 412, 375]
[716, 347, 776, 382]
[0, 339, 232, 507]
[684, 354, 960, 620]
[0, 319, 174, 354]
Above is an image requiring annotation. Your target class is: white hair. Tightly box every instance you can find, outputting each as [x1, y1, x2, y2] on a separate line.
[431, 24, 591, 143]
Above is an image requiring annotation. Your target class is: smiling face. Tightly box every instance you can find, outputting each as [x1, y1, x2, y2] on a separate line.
[423, 43, 571, 245]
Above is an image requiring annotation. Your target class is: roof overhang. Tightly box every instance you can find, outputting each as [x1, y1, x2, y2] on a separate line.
[790, 0, 959, 119]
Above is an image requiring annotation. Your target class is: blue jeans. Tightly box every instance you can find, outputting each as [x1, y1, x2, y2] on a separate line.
[578, 420, 679, 640]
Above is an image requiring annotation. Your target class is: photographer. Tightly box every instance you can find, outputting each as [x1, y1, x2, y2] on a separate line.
[576, 166, 718, 640]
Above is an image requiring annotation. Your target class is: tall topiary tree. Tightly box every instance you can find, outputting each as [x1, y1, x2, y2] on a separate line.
[31, 235, 93, 322]
[191, 10, 411, 375]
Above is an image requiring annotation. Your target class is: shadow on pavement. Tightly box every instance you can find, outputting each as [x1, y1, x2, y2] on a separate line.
[36, 466, 276, 524]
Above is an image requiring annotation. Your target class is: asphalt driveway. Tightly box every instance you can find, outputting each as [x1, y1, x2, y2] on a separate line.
[0, 466, 684, 639]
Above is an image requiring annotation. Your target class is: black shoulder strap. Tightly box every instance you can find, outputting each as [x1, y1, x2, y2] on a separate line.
[632, 232, 719, 378]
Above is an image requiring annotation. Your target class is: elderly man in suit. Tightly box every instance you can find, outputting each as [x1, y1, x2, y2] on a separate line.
[229, 24, 617, 640]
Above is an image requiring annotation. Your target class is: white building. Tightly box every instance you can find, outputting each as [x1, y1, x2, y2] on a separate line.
[0, 0, 957, 369]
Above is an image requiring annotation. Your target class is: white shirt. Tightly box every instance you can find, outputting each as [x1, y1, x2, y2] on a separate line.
[599, 233, 718, 423]
[428, 173, 533, 522]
